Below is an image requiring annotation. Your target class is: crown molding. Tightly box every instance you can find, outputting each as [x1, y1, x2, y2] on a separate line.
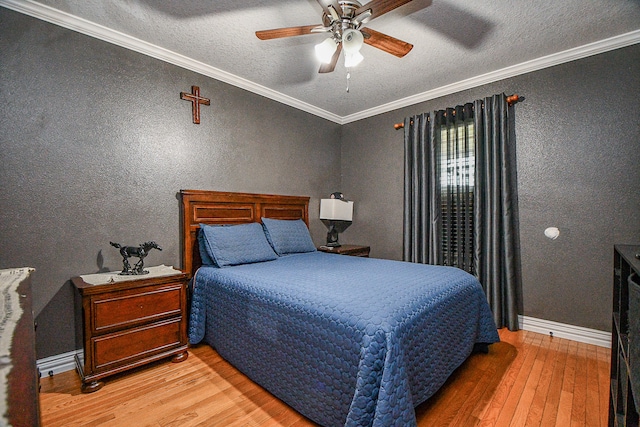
[0, 0, 344, 124]
[342, 29, 640, 124]
[2, 0, 639, 125]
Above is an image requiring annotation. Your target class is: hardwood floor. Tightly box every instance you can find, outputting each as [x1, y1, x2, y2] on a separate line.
[39, 329, 610, 426]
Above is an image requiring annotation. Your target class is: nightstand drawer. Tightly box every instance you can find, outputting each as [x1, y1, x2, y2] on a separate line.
[93, 318, 182, 370]
[92, 284, 183, 333]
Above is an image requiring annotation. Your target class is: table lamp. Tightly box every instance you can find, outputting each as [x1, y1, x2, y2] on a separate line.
[319, 193, 354, 247]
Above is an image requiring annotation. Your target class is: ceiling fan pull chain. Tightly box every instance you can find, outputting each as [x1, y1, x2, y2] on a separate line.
[346, 69, 351, 93]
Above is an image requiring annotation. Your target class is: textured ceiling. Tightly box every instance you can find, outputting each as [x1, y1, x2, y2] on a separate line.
[3, 0, 640, 122]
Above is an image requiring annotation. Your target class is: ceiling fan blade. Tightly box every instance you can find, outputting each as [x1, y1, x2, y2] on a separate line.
[361, 27, 413, 57]
[355, 0, 414, 21]
[256, 25, 319, 40]
[319, 43, 342, 73]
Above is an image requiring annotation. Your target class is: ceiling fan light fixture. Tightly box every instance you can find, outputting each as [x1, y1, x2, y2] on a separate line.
[315, 37, 338, 63]
[257, 0, 416, 75]
[342, 28, 364, 53]
[344, 51, 364, 68]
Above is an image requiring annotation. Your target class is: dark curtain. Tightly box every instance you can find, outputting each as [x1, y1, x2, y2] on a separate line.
[403, 113, 440, 265]
[403, 93, 520, 330]
[473, 94, 520, 330]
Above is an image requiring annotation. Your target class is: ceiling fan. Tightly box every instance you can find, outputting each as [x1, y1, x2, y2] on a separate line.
[256, 0, 415, 73]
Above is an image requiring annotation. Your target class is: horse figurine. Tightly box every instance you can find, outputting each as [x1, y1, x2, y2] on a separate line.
[110, 241, 162, 275]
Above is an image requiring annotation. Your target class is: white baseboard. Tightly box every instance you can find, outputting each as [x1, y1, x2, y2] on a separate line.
[37, 350, 77, 377]
[519, 315, 611, 348]
[36, 316, 611, 376]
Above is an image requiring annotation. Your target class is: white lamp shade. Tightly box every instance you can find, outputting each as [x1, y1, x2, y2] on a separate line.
[315, 38, 338, 64]
[344, 51, 364, 68]
[342, 29, 364, 53]
[320, 199, 353, 221]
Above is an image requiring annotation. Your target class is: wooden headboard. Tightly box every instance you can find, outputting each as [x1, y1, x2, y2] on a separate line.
[179, 190, 310, 276]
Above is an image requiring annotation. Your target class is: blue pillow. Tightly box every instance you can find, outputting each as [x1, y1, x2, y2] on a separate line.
[197, 229, 215, 266]
[199, 222, 278, 267]
[261, 218, 316, 255]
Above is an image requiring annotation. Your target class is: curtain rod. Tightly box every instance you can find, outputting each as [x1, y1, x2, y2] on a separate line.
[393, 94, 523, 130]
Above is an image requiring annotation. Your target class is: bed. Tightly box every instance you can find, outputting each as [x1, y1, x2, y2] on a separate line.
[180, 190, 499, 427]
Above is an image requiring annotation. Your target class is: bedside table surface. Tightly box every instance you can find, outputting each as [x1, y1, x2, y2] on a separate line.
[75, 265, 184, 286]
[72, 266, 187, 296]
[318, 244, 370, 257]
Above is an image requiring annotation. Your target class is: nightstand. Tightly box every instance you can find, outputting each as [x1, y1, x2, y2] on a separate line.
[318, 244, 370, 257]
[72, 267, 189, 393]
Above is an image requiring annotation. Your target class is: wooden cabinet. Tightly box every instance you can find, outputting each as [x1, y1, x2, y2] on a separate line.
[610, 245, 640, 426]
[72, 272, 189, 393]
[318, 244, 370, 257]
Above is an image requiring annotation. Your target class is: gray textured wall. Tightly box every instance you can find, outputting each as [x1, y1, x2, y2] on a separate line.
[2, 8, 639, 359]
[341, 44, 640, 332]
[0, 10, 341, 358]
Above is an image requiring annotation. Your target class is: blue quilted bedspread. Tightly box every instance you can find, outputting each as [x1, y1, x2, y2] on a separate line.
[189, 251, 499, 427]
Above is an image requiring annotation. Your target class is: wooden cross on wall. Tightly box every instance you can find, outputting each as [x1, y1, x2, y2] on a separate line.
[180, 86, 210, 124]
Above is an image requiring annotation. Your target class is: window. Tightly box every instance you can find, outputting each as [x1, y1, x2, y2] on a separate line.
[403, 93, 519, 329]
[438, 116, 475, 273]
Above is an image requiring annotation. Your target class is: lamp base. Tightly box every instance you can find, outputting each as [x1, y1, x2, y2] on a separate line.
[321, 219, 351, 249]
[326, 228, 341, 247]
